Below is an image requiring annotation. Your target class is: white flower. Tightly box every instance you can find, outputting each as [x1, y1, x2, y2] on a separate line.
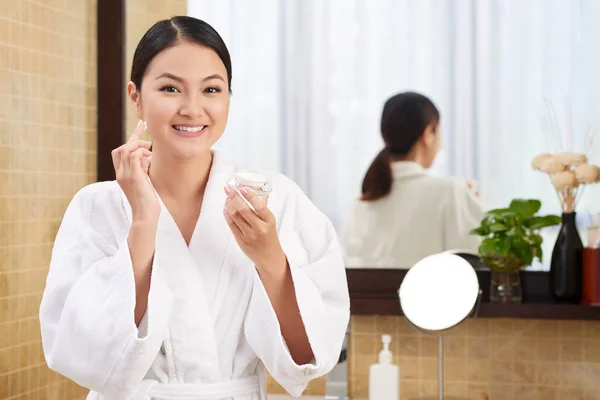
[555, 152, 588, 166]
[552, 171, 578, 189]
[540, 158, 566, 174]
[531, 153, 553, 170]
[574, 163, 599, 184]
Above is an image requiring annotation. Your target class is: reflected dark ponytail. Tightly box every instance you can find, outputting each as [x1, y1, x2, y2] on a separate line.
[360, 92, 439, 202]
[361, 149, 392, 201]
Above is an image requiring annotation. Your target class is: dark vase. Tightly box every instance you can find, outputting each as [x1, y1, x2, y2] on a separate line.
[550, 212, 583, 303]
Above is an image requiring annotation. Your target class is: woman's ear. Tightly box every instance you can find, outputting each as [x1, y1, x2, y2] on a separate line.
[127, 81, 142, 119]
[422, 124, 436, 147]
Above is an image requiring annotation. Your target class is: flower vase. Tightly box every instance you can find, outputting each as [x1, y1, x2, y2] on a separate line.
[550, 212, 583, 303]
[490, 271, 522, 303]
[483, 255, 523, 303]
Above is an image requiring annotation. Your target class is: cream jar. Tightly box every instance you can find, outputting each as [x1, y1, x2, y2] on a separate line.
[227, 172, 272, 200]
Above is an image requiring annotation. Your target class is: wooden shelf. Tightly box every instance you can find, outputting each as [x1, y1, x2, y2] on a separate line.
[346, 268, 600, 321]
[349, 296, 600, 320]
[477, 302, 600, 320]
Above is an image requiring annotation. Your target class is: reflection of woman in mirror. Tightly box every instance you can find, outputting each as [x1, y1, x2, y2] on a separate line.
[342, 92, 484, 269]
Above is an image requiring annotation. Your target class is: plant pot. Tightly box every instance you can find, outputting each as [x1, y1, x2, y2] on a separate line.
[490, 270, 522, 303]
[482, 255, 523, 303]
[550, 212, 583, 303]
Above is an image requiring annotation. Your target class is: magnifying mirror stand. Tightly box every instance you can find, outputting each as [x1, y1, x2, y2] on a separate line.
[406, 289, 482, 400]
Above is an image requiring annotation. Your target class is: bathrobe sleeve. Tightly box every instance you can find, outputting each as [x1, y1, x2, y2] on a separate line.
[442, 182, 485, 252]
[39, 184, 172, 400]
[243, 180, 351, 397]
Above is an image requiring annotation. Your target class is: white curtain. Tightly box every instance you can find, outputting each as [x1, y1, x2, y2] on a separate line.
[187, 0, 600, 252]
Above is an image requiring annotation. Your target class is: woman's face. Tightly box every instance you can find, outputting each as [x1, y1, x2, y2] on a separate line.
[128, 41, 230, 160]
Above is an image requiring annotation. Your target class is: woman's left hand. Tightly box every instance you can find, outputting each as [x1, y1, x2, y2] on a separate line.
[224, 186, 287, 277]
[466, 179, 481, 199]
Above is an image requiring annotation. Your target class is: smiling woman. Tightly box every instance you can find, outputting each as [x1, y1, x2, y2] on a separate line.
[39, 15, 350, 400]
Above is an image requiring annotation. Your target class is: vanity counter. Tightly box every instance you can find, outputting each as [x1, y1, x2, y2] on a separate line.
[347, 268, 600, 320]
[268, 397, 366, 400]
[267, 396, 324, 400]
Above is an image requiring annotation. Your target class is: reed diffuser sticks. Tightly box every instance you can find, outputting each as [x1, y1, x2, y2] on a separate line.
[532, 99, 599, 213]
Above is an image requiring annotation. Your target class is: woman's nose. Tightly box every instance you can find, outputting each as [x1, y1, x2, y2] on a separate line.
[180, 94, 202, 118]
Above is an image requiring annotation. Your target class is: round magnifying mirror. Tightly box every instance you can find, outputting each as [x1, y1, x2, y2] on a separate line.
[399, 252, 480, 332]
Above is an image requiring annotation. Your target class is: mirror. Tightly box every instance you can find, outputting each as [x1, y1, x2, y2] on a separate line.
[399, 253, 481, 400]
[399, 253, 480, 332]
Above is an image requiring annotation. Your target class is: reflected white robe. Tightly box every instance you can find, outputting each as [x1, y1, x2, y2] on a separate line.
[342, 161, 484, 269]
[39, 152, 350, 400]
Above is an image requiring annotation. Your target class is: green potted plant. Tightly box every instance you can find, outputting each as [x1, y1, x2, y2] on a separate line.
[470, 199, 561, 303]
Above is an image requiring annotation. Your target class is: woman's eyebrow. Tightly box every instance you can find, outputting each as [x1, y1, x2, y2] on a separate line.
[154, 72, 225, 83]
[155, 72, 184, 82]
[202, 74, 225, 83]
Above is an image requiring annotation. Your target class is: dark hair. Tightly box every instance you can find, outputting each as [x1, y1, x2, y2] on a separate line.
[361, 92, 440, 201]
[130, 16, 232, 92]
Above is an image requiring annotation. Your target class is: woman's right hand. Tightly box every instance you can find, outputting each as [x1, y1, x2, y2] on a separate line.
[111, 120, 160, 222]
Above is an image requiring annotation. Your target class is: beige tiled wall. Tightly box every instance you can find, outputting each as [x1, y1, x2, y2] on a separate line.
[349, 316, 600, 400]
[125, 0, 187, 139]
[266, 374, 327, 396]
[268, 316, 600, 399]
[0, 1, 188, 398]
[0, 0, 97, 399]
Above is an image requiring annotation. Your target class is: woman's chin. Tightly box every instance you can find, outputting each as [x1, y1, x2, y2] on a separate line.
[172, 141, 211, 160]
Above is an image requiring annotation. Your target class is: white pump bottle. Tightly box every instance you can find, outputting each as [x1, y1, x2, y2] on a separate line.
[368, 334, 399, 400]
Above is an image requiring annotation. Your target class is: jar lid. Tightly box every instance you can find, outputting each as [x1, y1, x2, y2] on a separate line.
[235, 172, 268, 188]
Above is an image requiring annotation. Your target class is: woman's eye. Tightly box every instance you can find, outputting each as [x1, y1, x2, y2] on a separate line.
[205, 87, 221, 94]
[160, 85, 179, 93]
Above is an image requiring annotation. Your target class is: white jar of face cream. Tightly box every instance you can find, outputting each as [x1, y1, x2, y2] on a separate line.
[227, 172, 272, 200]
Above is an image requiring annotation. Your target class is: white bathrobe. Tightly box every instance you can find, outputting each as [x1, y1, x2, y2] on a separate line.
[39, 151, 350, 400]
[342, 161, 484, 269]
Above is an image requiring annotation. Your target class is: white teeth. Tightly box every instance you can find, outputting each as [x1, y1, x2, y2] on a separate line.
[174, 125, 205, 133]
